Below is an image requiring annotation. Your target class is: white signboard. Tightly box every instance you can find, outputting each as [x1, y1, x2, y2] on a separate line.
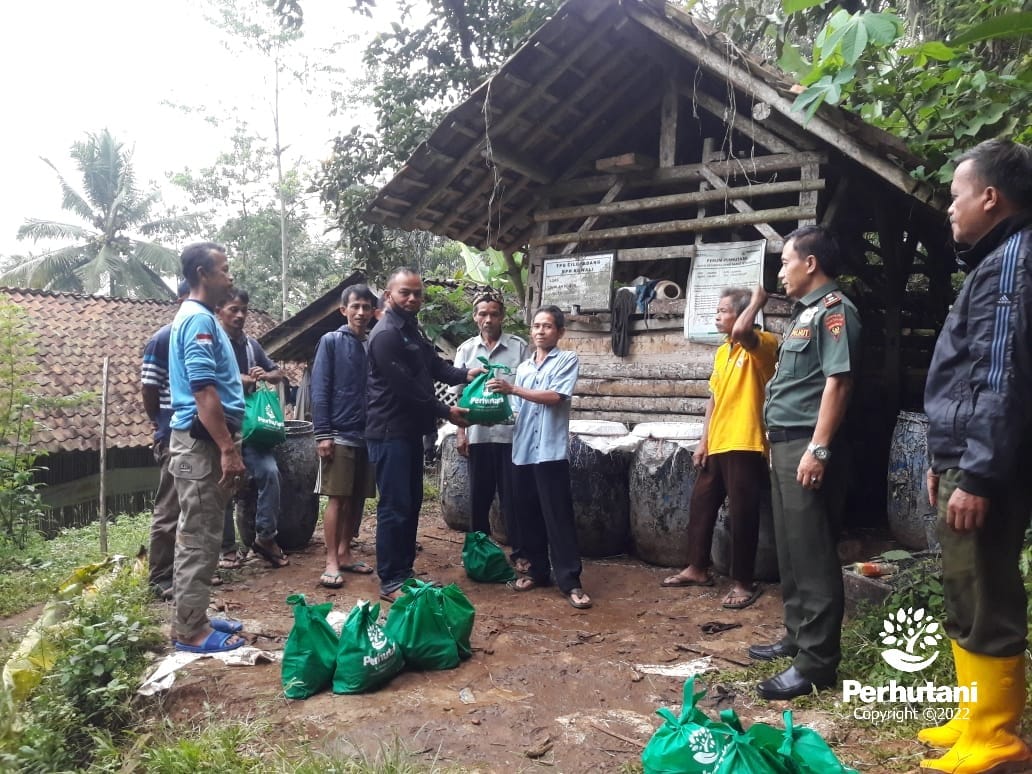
[684, 240, 766, 344]
[540, 253, 615, 312]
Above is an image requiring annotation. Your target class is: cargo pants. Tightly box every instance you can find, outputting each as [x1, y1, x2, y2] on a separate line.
[169, 429, 235, 640]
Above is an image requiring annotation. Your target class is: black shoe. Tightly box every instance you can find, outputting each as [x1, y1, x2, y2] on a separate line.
[748, 641, 798, 661]
[757, 666, 833, 700]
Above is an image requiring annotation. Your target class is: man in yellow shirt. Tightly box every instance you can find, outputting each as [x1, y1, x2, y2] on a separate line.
[662, 286, 777, 609]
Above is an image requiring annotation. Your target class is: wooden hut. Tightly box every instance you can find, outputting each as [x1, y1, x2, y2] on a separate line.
[365, 0, 954, 523]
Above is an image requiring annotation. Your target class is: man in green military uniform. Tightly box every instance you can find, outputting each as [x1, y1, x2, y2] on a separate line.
[748, 225, 861, 700]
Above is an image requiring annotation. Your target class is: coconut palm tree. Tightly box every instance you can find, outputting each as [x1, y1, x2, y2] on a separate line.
[4, 130, 185, 299]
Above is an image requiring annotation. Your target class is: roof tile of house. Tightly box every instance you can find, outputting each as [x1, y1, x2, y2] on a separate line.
[0, 288, 286, 454]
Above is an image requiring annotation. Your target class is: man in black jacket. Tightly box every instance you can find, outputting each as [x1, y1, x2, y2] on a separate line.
[366, 268, 478, 600]
[919, 139, 1032, 774]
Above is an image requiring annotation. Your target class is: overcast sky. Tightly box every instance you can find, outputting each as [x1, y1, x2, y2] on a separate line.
[0, 0, 386, 258]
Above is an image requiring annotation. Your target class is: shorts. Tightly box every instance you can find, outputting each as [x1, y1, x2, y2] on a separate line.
[317, 444, 376, 498]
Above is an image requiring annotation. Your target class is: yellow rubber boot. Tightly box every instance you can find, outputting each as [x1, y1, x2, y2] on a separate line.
[921, 650, 1032, 773]
[918, 640, 969, 748]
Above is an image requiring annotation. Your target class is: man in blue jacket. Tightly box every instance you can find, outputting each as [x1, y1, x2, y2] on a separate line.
[919, 139, 1032, 774]
[311, 283, 378, 589]
[366, 268, 479, 601]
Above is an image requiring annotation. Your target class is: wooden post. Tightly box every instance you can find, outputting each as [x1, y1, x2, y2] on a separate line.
[98, 356, 109, 554]
[659, 76, 679, 168]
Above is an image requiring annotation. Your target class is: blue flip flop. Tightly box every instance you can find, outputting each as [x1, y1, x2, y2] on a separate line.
[174, 629, 244, 654]
[210, 617, 244, 634]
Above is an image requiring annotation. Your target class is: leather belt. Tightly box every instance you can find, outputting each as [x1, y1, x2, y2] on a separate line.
[766, 427, 813, 443]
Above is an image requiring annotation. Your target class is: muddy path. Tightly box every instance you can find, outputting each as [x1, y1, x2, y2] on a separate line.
[140, 492, 930, 774]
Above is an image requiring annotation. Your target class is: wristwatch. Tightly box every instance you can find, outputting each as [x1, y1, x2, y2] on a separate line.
[807, 442, 831, 462]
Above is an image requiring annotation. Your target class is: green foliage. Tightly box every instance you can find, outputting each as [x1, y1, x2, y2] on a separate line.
[3, 130, 188, 299]
[706, 0, 1032, 183]
[420, 284, 478, 345]
[0, 565, 162, 772]
[0, 512, 151, 618]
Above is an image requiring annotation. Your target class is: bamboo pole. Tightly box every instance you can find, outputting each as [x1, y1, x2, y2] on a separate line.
[98, 356, 109, 554]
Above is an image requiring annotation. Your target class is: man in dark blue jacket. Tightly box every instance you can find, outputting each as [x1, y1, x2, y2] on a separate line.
[311, 283, 378, 589]
[919, 139, 1032, 774]
[366, 268, 479, 600]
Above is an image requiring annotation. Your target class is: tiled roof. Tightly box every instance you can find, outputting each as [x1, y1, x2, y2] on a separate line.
[1, 288, 283, 454]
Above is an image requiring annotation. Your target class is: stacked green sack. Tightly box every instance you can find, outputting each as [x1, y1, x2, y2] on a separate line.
[384, 579, 475, 670]
[641, 677, 858, 774]
[333, 600, 405, 694]
[281, 594, 339, 699]
[462, 531, 516, 583]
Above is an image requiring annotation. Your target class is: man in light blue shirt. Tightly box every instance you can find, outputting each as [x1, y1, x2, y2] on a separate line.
[167, 242, 246, 654]
[489, 305, 590, 609]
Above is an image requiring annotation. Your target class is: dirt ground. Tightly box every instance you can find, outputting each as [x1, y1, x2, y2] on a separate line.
[137, 492, 937, 774]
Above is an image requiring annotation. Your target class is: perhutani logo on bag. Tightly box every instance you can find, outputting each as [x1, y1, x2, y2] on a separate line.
[687, 727, 719, 766]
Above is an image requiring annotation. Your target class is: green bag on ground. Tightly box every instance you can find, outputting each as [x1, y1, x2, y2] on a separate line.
[457, 356, 514, 425]
[462, 531, 516, 583]
[281, 594, 339, 699]
[774, 710, 858, 774]
[332, 601, 404, 694]
[712, 709, 798, 774]
[439, 583, 476, 659]
[642, 677, 735, 774]
[242, 385, 286, 449]
[383, 579, 476, 670]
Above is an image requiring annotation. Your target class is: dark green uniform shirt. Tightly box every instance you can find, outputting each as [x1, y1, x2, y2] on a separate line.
[764, 282, 861, 430]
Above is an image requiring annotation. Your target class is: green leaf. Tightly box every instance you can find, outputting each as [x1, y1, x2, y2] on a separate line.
[777, 41, 811, 78]
[782, 0, 824, 12]
[861, 12, 903, 46]
[951, 12, 1032, 46]
[911, 41, 957, 62]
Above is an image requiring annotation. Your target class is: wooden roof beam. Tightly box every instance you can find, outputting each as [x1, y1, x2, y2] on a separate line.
[698, 164, 790, 248]
[684, 86, 796, 154]
[625, 2, 945, 210]
[534, 177, 824, 221]
[400, 5, 623, 228]
[529, 205, 815, 247]
[543, 151, 827, 199]
[482, 142, 553, 184]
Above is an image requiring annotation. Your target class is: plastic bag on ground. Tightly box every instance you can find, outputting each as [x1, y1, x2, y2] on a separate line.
[281, 594, 338, 699]
[332, 600, 404, 694]
[383, 579, 475, 670]
[641, 676, 734, 774]
[462, 531, 516, 583]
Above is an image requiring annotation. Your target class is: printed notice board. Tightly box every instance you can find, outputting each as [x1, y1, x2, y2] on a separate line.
[540, 253, 615, 312]
[684, 240, 766, 344]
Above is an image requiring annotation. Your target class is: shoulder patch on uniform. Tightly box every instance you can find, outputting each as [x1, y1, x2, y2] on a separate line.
[823, 292, 842, 308]
[824, 312, 846, 341]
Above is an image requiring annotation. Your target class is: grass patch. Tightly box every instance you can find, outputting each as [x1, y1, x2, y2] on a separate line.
[0, 561, 162, 772]
[130, 714, 461, 773]
[0, 511, 151, 618]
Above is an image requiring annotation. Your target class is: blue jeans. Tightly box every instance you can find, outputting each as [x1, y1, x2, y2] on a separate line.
[368, 436, 424, 594]
[245, 444, 280, 541]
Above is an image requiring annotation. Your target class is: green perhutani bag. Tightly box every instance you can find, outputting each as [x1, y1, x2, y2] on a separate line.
[642, 677, 734, 774]
[281, 594, 339, 699]
[332, 601, 404, 694]
[458, 356, 514, 425]
[462, 531, 516, 583]
[242, 385, 286, 449]
[710, 709, 797, 774]
[383, 579, 475, 670]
